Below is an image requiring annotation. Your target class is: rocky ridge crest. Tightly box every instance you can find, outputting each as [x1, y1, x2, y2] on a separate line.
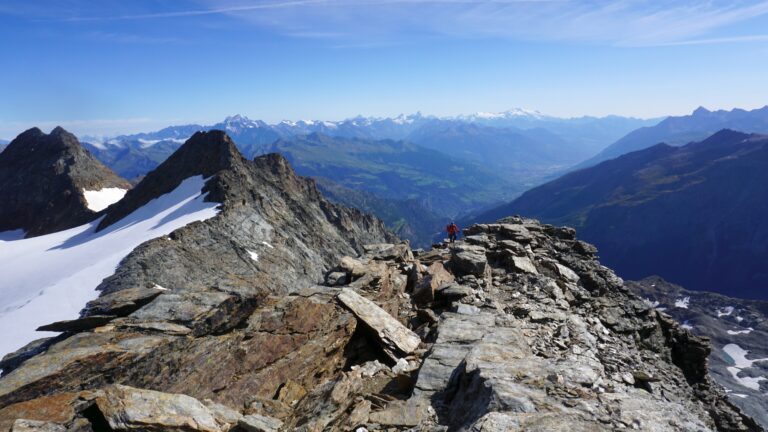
[0, 207, 760, 430]
[0, 127, 131, 236]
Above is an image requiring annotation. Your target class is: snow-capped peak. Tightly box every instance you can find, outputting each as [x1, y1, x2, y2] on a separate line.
[224, 114, 250, 123]
[461, 108, 547, 121]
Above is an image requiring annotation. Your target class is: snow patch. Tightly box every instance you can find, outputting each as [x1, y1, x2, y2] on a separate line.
[261, 241, 274, 249]
[83, 187, 128, 212]
[152, 283, 169, 291]
[723, 343, 768, 390]
[0, 176, 219, 358]
[247, 250, 259, 261]
[717, 306, 734, 317]
[731, 393, 748, 398]
[137, 137, 188, 148]
[727, 328, 754, 335]
[681, 320, 694, 330]
[674, 297, 690, 309]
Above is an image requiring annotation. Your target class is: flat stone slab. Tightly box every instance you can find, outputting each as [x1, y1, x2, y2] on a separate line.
[95, 384, 221, 432]
[36, 316, 116, 333]
[337, 288, 420, 359]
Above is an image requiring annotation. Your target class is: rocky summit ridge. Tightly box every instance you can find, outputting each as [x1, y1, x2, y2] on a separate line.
[0, 127, 131, 237]
[0, 130, 761, 431]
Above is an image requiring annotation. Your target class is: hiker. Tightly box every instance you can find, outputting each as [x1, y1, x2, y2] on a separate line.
[446, 222, 460, 243]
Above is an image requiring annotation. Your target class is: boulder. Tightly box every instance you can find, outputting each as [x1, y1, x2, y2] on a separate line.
[363, 243, 413, 262]
[238, 414, 283, 432]
[337, 288, 420, 360]
[435, 283, 473, 301]
[412, 261, 455, 304]
[94, 385, 221, 432]
[339, 256, 367, 280]
[450, 245, 489, 278]
[510, 256, 538, 275]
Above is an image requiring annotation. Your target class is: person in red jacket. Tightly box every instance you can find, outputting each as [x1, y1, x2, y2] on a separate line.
[446, 222, 460, 243]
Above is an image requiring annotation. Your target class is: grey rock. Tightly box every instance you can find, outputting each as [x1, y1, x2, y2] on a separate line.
[10, 420, 66, 432]
[368, 399, 426, 427]
[510, 256, 538, 274]
[325, 271, 348, 286]
[435, 283, 473, 301]
[36, 315, 116, 333]
[450, 245, 489, 277]
[337, 288, 421, 359]
[95, 384, 221, 432]
[238, 414, 283, 432]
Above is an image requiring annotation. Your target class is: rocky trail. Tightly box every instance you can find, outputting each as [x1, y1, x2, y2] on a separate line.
[0, 130, 762, 431]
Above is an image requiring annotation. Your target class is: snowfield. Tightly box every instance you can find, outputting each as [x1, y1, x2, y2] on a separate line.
[83, 187, 128, 212]
[723, 343, 768, 390]
[0, 176, 219, 358]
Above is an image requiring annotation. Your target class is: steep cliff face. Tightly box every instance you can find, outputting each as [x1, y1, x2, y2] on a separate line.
[0, 127, 131, 237]
[0, 210, 759, 430]
[629, 277, 768, 429]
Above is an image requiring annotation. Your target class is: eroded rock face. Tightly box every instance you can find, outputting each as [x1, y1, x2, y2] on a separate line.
[0, 139, 761, 432]
[0, 127, 130, 236]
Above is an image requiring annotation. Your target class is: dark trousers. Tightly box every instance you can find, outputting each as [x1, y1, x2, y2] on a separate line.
[449, 233, 457, 243]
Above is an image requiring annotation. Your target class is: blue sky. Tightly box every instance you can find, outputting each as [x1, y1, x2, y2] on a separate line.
[2, 0, 768, 138]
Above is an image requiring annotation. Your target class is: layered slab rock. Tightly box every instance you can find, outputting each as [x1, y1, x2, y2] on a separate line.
[95, 385, 221, 432]
[337, 288, 420, 360]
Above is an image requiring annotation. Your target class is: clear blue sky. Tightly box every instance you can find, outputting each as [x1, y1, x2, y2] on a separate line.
[2, 0, 768, 138]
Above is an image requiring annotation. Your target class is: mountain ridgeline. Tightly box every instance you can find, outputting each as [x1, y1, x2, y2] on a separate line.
[0, 127, 763, 430]
[0, 127, 130, 237]
[578, 105, 768, 169]
[477, 129, 768, 300]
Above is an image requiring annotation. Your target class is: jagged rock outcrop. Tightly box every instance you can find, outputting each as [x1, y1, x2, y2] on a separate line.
[629, 277, 768, 429]
[0, 130, 393, 424]
[0, 127, 130, 237]
[1, 209, 760, 430]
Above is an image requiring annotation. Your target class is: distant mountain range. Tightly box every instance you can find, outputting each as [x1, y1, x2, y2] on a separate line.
[578, 106, 768, 168]
[82, 110, 656, 181]
[74, 110, 655, 246]
[475, 129, 768, 300]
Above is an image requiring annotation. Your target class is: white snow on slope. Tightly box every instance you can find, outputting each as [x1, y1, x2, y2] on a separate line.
[83, 187, 128, 212]
[0, 176, 219, 357]
[723, 343, 768, 390]
[137, 137, 188, 148]
[717, 306, 734, 317]
[247, 250, 259, 261]
[674, 296, 690, 309]
[727, 328, 754, 335]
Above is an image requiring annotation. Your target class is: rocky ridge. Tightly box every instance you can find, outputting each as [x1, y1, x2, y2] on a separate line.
[0, 127, 130, 237]
[0, 205, 760, 430]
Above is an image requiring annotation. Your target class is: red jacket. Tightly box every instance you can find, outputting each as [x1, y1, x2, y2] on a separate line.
[446, 223, 459, 235]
